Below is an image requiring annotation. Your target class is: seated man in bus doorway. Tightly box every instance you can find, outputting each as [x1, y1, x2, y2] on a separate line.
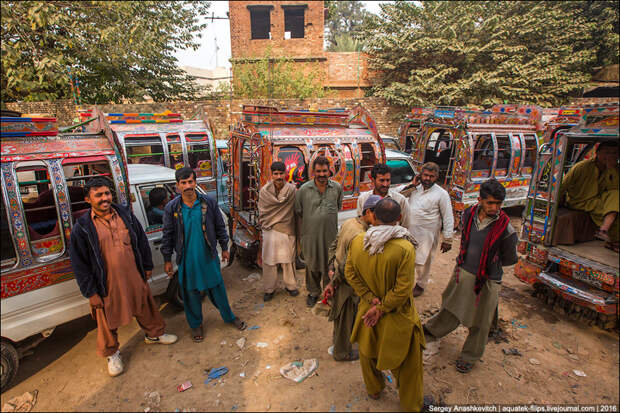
[423, 179, 517, 374]
[295, 156, 343, 308]
[323, 195, 380, 362]
[559, 142, 619, 251]
[345, 198, 424, 411]
[69, 177, 177, 377]
[356, 163, 409, 226]
[258, 161, 299, 302]
[147, 187, 168, 225]
[405, 162, 454, 297]
[162, 167, 246, 343]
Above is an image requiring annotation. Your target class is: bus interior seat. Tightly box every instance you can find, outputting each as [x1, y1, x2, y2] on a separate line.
[552, 208, 597, 245]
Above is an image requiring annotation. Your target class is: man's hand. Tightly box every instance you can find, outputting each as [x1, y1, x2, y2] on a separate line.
[440, 241, 452, 253]
[371, 297, 381, 306]
[89, 294, 103, 308]
[323, 283, 335, 300]
[412, 174, 421, 187]
[164, 262, 174, 279]
[145, 270, 152, 280]
[221, 250, 230, 263]
[362, 305, 383, 327]
[328, 268, 335, 280]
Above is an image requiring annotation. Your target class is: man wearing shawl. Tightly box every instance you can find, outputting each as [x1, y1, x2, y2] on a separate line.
[345, 198, 424, 411]
[423, 179, 518, 373]
[258, 161, 299, 301]
[324, 195, 381, 361]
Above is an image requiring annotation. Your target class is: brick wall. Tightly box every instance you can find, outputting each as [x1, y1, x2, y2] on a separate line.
[6, 97, 409, 140]
[229, 0, 324, 59]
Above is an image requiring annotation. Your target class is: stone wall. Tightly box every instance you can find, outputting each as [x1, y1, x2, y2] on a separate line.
[5, 97, 409, 139]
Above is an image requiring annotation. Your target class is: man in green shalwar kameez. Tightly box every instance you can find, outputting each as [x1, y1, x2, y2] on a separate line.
[295, 156, 343, 307]
[345, 198, 425, 412]
[324, 195, 380, 361]
[559, 142, 619, 249]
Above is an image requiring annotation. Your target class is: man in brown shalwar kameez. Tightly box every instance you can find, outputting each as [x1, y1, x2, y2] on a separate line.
[258, 161, 299, 301]
[70, 177, 177, 377]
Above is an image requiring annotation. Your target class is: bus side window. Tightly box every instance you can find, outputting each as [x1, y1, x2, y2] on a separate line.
[472, 134, 493, 177]
[62, 159, 115, 223]
[167, 135, 184, 170]
[125, 136, 165, 166]
[522, 135, 538, 174]
[16, 162, 64, 260]
[187, 142, 212, 178]
[1, 191, 17, 269]
[387, 159, 414, 185]
[139, 183, 176, 227]
[359, 143, 377, 192]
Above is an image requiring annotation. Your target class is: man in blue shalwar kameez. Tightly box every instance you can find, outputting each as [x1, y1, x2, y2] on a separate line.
[162, 167, 246, 341]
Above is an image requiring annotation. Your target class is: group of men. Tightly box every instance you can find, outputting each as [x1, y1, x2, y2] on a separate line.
[69, 155, 519, 412]
[258, 157, 518, 411]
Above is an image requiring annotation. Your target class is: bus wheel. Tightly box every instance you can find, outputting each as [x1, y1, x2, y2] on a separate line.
[1, 341, 19, 390]
[165, 271, 185, 311]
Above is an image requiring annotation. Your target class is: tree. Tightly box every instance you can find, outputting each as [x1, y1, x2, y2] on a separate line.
[325, 0, 370, 51]
[361, 1, 619, 107]
[232, 49, 328, 99]
[1, 1, 211, 103]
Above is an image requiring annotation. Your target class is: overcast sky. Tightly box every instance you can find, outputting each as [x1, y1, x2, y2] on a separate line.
[173, 1, 391, 70]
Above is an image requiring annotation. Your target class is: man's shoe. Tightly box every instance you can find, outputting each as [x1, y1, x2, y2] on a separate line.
[306, 294, 318, 307]
[285, 288, 300, 297]
[107, 350, 124, 377]
[413, 284, 425, 297]
[145, 333, 178, 345]
[263, 292, 274, 302]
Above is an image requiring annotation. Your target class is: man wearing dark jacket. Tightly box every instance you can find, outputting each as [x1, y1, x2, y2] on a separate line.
[69, 177, 177, 378]
[422, 179, 518, 374]
[162, 167, 246, 343]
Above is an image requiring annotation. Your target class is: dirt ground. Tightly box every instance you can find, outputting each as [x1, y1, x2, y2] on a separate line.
[1, 216, 619, 412]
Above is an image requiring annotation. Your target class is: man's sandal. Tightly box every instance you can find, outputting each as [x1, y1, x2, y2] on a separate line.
[595, 229, 611, 242]
[334, 349, 359, 361]
[191, 326, 204, 343]
[455, 357, 474, 373]
[232, 318, 247, 331]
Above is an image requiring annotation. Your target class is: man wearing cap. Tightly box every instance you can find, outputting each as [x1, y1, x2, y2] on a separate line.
[323, 195, 379, 361]
[357, 164, 409, 226]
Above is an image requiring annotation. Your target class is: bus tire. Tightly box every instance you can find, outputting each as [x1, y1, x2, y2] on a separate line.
[165, 271, 185, 311]
[1, 341, 19, 390]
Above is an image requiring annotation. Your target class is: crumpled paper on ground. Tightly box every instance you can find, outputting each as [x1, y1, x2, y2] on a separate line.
[280, 359, 318, 383]
[2, 390, 38, 412]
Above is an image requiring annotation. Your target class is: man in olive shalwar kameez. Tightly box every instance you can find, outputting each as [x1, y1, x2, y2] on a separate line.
[423, 179, 518, 374]
[295, 156, 343, 307]
[559, 142, 619, 249]
[324, 195, 380, 361]
[345, 198, 425, 412]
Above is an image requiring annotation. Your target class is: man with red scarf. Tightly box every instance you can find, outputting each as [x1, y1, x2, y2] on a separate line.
[422, 179, 518, 373]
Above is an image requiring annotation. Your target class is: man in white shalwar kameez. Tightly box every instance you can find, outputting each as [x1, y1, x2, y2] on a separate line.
[258, 161, 299, 302]
[406, 162, 454, 297]
[357, 163, 409, 226]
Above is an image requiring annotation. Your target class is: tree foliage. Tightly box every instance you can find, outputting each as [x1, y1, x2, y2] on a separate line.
[1, 1, 210, 103]
[361, 1, 619, 107]
[325, 0, 370, 51]
[232, 49, 328, 99]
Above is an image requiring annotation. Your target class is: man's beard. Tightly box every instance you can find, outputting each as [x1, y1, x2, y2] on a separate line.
[421, 181, 435, 189]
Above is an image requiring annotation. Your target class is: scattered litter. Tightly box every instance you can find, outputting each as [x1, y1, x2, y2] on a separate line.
[488, 327, 509, 344]
[328, 345, 334, 356]
[256, 342, 269, 348]
[280, 359, 319, 383]
[529, 358, 541, 365]
[177, 360, 188, 367]
[502, 348, 522, 356]
[511, 319, 527, 329]
[240, 372, 246, 378]
[569, 354, 580, 361]
[243, 273, 261, 282]
[329, 405, 336, 412]
[247, 325, 260, 330]
[204, 367, 229, 384]
[566, 347, 575, 354]
[236, 337, 246, 350]
[220, 340, 227, 345]
[385, 373, 393, 383]
[254, 304, 265, 311]
[502, 360, 521, 381]
[266, 365, 272, 369]
[573, 370, 587, 377]
[2, 391, 38, 413]
[144, 408, 150, 412]
[144, 391, 161, 408]
[177, 381, 193, 392]
[231, 405, 238, 411]
[552, 341, 562, 349]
